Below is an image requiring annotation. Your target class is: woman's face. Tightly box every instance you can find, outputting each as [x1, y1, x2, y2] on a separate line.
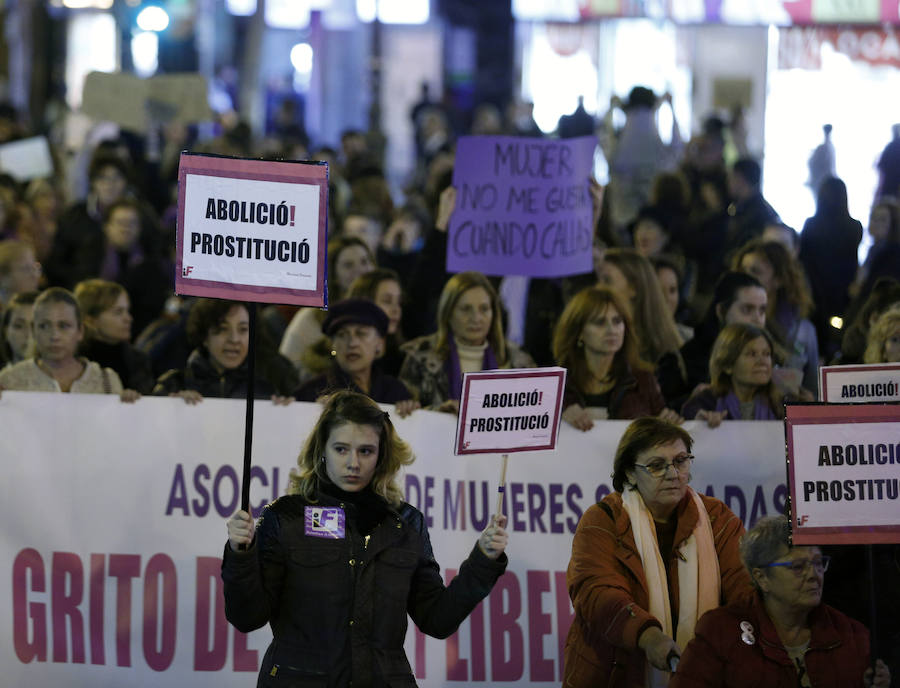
[580, 304, 625, 356]
[343, 215, 382, 254]
[3, 248, 40, 294]
[4, 303, 34, 361]
[332, 323, 382, 377]
[324, 421, 380, 492]
[92, 165, 127, 207]
[104, 206, 141, 251]
[449, 286, 493, 347]
[740, 252, 777, 294]
[204, 305, 250, 371]
[883, 326, 900, 362]
[723, 286, 768, 328]
[633, 219, 667, 257]
[597, 261, 634, 300]
[656, 267, 680, 316]
[374, 279, 402, 336]
[755, 545, 824, 612]
[91, 291, 133, 344]
[626, 438, 691, 521]
[731, 336, 773, 389]
[33, 301, 83, 363]
[335, 245, 374, 292]
[869, 206, 892, 242]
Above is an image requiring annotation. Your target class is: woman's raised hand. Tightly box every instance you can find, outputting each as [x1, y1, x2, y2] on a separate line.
[478, 514, 508, 560]
[227, 510, 255, 551]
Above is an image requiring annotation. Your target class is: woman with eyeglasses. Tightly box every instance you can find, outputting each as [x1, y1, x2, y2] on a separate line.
[564, 417, 754, 688]
[671, 515, 891, 688]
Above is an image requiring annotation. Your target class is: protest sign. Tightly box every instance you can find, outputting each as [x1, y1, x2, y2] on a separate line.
[0, 136, 54, 181]
[455, 367, 566, 454]
[819, 362, 900, 403]
[81, 71, 212, 133]
[175, 153, 328, 307]
[447, 136, 596, 278]
[786, 403, 900, 544]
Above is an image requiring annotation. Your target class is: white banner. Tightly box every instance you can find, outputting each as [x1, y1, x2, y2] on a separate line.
[0, 392, 787, 686]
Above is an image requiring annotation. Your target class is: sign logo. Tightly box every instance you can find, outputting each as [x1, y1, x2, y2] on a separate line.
[182, 265, 194, 277]
[304, 506, 345, 539]
[797, 514, 810, 527]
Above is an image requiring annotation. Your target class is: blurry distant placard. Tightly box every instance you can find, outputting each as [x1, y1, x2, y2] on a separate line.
[81, 72, 212, 133]
[0, 137, 53, 182]
[266, 0, 310, 28]
[513, 0, 899, 24]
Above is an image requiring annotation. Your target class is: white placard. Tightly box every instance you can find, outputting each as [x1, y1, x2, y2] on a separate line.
[819, 362, 900, 403]
[455, 367, 566, 455]
[0, 136, 54, 181]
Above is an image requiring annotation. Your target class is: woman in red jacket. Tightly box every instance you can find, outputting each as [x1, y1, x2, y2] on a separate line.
[564, 418, 754, 688]
[671, 515, 890, 688]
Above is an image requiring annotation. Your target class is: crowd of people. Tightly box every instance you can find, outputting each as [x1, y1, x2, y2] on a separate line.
[0, 84, 898, 686]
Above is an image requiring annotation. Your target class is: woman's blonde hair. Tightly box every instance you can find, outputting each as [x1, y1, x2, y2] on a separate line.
[709, 322, 781, 417]
[435, 271, 506, 364]
[289, 391, 414, 506]
[552, 286, 650, 396]
[864, 306, 900, 364]
[603, 248, 683, 363]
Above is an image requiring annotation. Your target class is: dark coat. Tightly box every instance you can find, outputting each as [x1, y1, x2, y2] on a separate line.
[671, 594, 871, 688]
[152, 347, 283, 399]
[293, 362, 412, 404]
[79, 338, 156, 394]
[221, 491, 507, 688]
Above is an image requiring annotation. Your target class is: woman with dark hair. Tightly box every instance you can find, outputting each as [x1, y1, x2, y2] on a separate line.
[671, 515, 890, 688]
[553, 286, 680, 430]
[399, 270, 534, 413]
[840, 277, 900, 364]
[682, 323, 784, 426]
[564, 417, 752, 688]
[74, 278, 155, 394]
[733, 239, 818, 396]
[851, 199, 900, 310]
[799, 176, 863, 352]
[153, 298, 297, 403]
[224, 390, 508, 687]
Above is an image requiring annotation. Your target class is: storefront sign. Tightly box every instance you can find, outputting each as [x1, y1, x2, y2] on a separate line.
[175, 153, 328, 306]
[819, 363, 900, 403]
[448, 135, 596, 278]
[786, 403, 900, 545]
[455, 367, 567, 454]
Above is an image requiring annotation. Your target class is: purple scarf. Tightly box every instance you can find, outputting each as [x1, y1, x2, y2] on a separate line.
[445, 337, 499, 400]
[715, 392, 777, 420]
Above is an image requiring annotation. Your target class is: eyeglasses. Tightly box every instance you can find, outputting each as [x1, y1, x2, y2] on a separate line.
[762, 555, 831, 576]
[633, 454, 694, 479]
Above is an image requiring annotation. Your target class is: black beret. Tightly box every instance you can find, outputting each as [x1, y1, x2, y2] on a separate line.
[322, 298, 388, 338]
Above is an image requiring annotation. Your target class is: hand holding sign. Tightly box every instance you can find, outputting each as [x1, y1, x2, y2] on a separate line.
[227, 509, 255, 551]
[478, 514, 508, 560]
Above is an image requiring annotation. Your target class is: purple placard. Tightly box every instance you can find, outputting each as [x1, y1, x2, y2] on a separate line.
[447, 135, 597, 278]
[304, 506, 346, 539]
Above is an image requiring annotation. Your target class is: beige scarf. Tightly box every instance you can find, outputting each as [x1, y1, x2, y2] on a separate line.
[621, 486, 720, 688]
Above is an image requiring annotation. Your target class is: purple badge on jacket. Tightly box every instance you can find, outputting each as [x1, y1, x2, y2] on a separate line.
[305, 506, 345, 539]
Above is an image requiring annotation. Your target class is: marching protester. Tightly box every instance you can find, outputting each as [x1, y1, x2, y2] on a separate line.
[553, 285, 681, 430]
[223, 390, 508, 687]
[153, 297, 296, 403]
[74, 278, 155, 394]
[346, 268, 407, 377]
[293, 298, 418, 415]
[564, 417, 753, 687]
[671, 515, 891, 688]
[399, 270, 534, 413]
[682, 323, 785, 426]
[0, 287, 137, 400]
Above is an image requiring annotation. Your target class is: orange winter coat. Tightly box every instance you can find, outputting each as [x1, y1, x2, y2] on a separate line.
[563, 490, 754, 688]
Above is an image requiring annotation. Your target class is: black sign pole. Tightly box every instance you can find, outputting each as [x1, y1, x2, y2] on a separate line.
[240, 302, 257, 516]
[866, 544, 878, 676]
